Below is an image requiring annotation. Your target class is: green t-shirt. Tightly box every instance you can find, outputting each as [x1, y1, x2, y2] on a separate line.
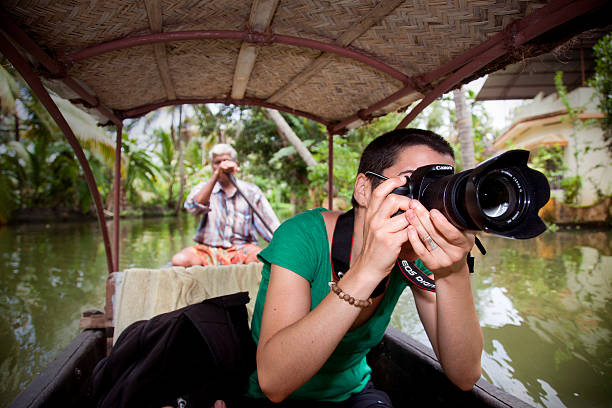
[246, 207, 414, 402]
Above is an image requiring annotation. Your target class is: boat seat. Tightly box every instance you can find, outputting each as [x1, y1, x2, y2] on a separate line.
[112, 263, 263, 344]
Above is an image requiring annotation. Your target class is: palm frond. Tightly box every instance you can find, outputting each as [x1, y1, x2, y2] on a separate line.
[6, 140, 31, 170]
[51, 93, 117, 168]
[0, 64, 19, 116]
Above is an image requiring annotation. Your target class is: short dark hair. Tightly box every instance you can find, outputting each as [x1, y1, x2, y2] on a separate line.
[351, 128, 454, 207]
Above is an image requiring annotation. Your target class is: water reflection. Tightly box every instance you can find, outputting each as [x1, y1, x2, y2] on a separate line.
[0, 215, 198, 406]
[1, 219, 610, 408]
[392, 229, 612, 408]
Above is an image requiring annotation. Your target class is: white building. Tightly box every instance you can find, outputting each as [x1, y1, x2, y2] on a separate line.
[493, 87, 610, 206]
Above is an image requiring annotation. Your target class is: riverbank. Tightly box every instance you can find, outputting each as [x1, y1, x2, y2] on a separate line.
[541, 196, 612, 229]
[5, 206, 178, 224]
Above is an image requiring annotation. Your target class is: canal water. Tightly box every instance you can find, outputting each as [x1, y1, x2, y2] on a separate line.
[0, 215, 610, 407]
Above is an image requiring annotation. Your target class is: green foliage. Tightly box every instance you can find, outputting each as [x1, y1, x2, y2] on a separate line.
[234, 109, 405, 212]
[560, 176, 582, 205]
[0, 63, 19, 116]
[467, 92, 496, 164]
[0, 63, 118, 221]
[587, 32, 612, 153]
[309, 135, 361, 210]
[150, 128, 177, 205]
[530, 145, 566, 187]
[233, 108, 326, 212]
[193, 104, 244, 154]
[554, 70, 603, 204]
[0, 172, 18, 223]
[122, 135, 159, 206]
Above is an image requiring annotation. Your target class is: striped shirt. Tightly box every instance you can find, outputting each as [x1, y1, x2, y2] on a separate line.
[184, 179, 280, 248]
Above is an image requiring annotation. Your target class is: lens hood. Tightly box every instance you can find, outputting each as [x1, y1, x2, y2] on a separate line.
[464, 150, 550, 239]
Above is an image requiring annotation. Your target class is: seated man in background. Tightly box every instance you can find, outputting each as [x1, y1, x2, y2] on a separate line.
[172, 143, 280, 267]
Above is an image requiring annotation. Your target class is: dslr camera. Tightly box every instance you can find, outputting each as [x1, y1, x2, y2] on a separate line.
[379, 149, 550, 239]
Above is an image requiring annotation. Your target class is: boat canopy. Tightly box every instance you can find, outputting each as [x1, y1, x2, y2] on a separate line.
[3, 0, 610, 132]
[1, 0, 609, 282]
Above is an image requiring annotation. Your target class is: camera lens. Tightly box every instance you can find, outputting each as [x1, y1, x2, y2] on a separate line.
[477, 170, 521, 222]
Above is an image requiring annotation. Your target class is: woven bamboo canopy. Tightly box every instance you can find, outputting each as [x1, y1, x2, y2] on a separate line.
[2, 0, 610, 134]
[1, 0, 610, 277]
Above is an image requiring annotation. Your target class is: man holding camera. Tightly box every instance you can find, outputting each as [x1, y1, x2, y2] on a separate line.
[171, 143, 280, 267]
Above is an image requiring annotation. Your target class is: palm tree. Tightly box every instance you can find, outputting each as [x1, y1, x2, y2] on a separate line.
[264, 108, 317, 167]
[453, 86, 476, 170]
[0, 62, 117, 220]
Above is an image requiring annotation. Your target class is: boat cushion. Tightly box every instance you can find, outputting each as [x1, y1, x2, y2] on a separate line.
[112, 263, 263, 343]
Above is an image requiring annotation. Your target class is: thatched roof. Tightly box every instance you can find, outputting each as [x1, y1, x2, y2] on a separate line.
[2, 0, 611, 133]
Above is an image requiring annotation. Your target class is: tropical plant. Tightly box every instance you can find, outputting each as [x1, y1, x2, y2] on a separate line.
[0, 62, 117, 220]
[0, 63, 19, 119]
[233, 107, 325, 212]
[147, 127, 177, 207]
[530, 145, 566, 189]
[587, 32, 612, 153]
[554, 70, 600, 204]
[121, 135, 160, 207]
[193, 104, 243, 152]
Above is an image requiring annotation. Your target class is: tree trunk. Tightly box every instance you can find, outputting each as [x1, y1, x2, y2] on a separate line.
[453, 87, 475, 170]
[174, 105, 185, 215]
[264, 108, 317, 167]
[14, 114, 19, 141]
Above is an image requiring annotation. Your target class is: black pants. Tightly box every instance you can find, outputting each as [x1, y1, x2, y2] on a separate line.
[230, 382, 393, 408]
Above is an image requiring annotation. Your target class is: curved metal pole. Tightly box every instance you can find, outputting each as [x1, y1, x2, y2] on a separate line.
[61, 30, 412, 85]
[121, 97, 330, 127]
[113, 124, 123, 273]
[395, 43, 506, 129]
[0, 32, 115, 275]
[328, 130, 334, 210]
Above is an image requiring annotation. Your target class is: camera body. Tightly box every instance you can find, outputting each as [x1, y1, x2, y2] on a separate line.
[391, 149, 550, 239]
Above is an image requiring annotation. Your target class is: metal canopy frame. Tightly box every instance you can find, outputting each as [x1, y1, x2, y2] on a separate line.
[1, 0, 609, 330]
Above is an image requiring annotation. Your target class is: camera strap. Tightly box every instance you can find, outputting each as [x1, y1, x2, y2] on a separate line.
[331, 209, 435, 295]
[331, 209, 388, 297]
[394, 258, 436, 292]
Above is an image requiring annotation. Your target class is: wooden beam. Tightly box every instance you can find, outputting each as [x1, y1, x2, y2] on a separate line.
[231, 0, 279, 99]
[267, 0, 405, 104]
[249, 0, 279, 31]
[231, 43, 260, 99]
[144, 0, 176, 100]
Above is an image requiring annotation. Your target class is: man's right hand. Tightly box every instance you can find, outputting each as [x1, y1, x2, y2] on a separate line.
[216, 159, 239, 175]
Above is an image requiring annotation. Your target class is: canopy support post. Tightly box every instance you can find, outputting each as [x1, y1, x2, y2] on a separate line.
[113, 124, 123, 273]
[328, 130, 333, 210]
[0, 31, 115, 275]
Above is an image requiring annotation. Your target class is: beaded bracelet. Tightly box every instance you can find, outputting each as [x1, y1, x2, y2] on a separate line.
[328, 281, 372, 308]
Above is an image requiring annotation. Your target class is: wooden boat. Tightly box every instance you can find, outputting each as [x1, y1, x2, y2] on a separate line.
[11, 324, 532, 408]
[3, 1, 610, 406]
